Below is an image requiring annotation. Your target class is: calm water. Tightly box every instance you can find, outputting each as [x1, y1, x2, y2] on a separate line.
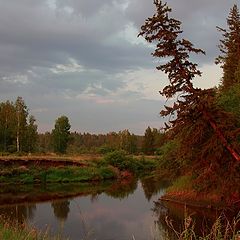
[0, 177, 170, 240]
[0, 177, 228, 239]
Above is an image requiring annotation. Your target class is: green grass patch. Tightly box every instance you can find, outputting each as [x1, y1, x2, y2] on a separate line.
[166, 175, 193, 193]
[0, 165, 118, 185]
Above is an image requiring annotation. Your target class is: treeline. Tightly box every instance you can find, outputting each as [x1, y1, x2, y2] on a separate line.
[0, 98, 166, 155]
[39, 127, 166, 155]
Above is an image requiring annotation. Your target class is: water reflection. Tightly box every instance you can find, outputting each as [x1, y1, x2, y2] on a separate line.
[0, 204, 36, 223]
[51, 200, 70, 222]
[141, 176, 170, 201]
[0, 176, 166, 240]
[152, 199, 235, 238]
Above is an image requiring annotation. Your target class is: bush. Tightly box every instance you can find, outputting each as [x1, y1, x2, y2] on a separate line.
[104, 150, 128, 167]
[103, 150, 157, 174]
[97, 145, 116, 154]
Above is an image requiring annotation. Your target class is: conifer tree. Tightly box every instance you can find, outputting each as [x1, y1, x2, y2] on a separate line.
[139, 0, 240, 163]
[216, 4, 240, 90]
[143, 127, 154, 155]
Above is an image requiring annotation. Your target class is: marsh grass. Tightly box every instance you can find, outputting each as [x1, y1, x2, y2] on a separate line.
[0, 219, 67, 240]
[164, 212, 240, 240]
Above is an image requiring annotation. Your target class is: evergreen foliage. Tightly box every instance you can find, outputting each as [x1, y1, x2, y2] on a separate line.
[216, 4, 240, 90]
[139, 0, 240, 198]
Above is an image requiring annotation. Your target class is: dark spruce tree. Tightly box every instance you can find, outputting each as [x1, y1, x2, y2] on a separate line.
[52, 116, 71, 154]
[138, 0, 240, 163]
[138, 0, 240, 199]
[216, 4, 240, 90]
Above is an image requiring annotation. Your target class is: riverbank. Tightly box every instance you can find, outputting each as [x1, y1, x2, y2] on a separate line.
[0, 151, 158, 185]
[159, 174, 240, 211]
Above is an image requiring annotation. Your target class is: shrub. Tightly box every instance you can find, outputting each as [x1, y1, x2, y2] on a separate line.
[103, 150, 157, 174]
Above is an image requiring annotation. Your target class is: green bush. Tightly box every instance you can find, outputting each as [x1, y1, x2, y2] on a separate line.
[103, 150, 157, 174]
[97, 145, 116, 154]
[104, 150, 128, 166]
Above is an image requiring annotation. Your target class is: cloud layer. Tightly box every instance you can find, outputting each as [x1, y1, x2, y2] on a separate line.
[0, 0, 236, 133]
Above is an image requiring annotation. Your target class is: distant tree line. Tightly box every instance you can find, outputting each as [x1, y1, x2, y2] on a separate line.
[39, 126, 166, 155]
[0, 97, 166, 155]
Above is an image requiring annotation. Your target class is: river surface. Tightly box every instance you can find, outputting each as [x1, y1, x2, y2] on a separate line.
[0, 177, 227, 240]
[0, 177, 170, 240]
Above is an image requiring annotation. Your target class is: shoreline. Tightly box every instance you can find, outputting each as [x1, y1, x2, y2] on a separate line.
[160, 190, 240, 212]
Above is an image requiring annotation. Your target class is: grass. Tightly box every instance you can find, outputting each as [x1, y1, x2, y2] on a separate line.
[0, 219, 67, 240]
[0, 165, 118, 185]
[163, 213, 240, 240]
[166, 175, 193, 193]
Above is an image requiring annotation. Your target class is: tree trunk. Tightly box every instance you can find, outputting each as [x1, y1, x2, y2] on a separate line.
[17, 111, 20, 152]
[203, 110, 240, 162]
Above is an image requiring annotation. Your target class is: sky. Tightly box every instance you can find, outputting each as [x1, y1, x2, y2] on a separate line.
[0, 0, 237, 134]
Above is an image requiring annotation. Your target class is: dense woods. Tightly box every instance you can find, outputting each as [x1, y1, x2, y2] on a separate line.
[0, 0, 239, 204]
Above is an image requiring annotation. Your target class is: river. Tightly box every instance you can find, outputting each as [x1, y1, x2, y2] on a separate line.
[0, 177, 231, 240]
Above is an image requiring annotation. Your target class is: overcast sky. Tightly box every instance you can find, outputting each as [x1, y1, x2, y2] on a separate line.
[0, 0, 237, 134]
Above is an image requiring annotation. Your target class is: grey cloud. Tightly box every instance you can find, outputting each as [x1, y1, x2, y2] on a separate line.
[0, 0, 151, 75]
[0, 0, 236, 133]
[127, 0, 237, 64]
[56, 0, 114, 17]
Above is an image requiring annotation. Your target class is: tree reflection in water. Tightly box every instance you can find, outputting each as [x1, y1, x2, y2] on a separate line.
[0, 203, 36, 224]
[152, 200, 231, 238]
[51, 200, 70, 222]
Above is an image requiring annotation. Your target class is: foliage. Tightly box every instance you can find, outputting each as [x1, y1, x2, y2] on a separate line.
[142, 126, 154, 155]
[156, 138, 185, 175]
[0, 97, 38, 153]
[0, 165, 118, 184]
[38, 127, 166, 155]
[138, 0, 205, 131]
[52, 116, 71, 154]
[96, 145, 116, 154]
[139, 0, 240, 199]
[216, 4, 240, 91]
[217, 83, 240, 118]
[103, 150, 157, 174]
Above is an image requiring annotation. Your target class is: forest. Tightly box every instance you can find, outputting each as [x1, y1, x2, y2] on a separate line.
[0, 99, 165, 155]
[0, 2, 240, 204]
[0, 1, 240, 239]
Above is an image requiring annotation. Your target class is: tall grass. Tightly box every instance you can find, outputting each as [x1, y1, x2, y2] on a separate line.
[163, 212, 240, 240]
[0, 220, 67, 240]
